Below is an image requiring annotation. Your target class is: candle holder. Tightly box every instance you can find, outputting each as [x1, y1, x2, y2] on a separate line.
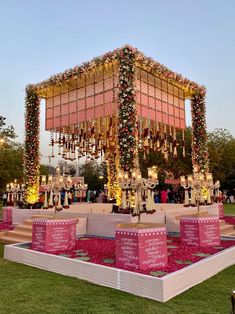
[180, 170, 219, 214]
[6, 180, 25, 206]
[118, 166, 158, 223]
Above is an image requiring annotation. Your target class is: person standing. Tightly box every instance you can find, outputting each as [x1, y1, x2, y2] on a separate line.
[160, 188, 168, 203]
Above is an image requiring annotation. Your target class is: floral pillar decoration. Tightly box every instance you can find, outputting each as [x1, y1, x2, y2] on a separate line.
[24, 85, 40, 205]
[191, 92, 209, 174]
[117, 46, 137, 172]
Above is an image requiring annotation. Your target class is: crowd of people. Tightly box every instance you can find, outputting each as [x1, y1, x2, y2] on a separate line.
[153, 186, 185, 204]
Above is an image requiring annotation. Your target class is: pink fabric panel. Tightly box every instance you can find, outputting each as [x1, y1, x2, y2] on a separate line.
[61, 104, 69, 115]
[135, 79, 141, 90]
[156, 111, 162, 122]
[46, 119, 53, 129]
[141, 82, 148, 94]
[174, 107, 180, 117]
[46, 98, 53, 108]
[136, 104, 141, 116]
[168, 94, 174, 105]
[179, 99, 184, 108]
[149, 109, 155, 120]
[77, 87, 85, 99]
[78, 99, 85, 110]
[168, 115, 174, 126]
[174, 96, 179, 107]
[61, 115, 69, 126]
[86, 108, 94, 120]
[180, 119, 185, 129]
[141, 106, 149, 118]
[162, 102, 168, 113]
[53, 106, 61, 117]
[47, 108, 53, 118]
[175, 117, 180, 128]
[54, 117, 61, 128]
[180, 109, 185, 118]
[54, 96, 60, 106]
[77, 111, 85, 122]
[162, 91, 167, 102]
[142, 94, 148, 106]
[148, 85, 154, 97]
[69, 112, 77, 125]
[104, 90, 113, 103]
[155, 99, 162, 111]
[104, 103, 116, 115]
[155, 88, 161, 99]
[69, 101, 77, 113]
[95, 94, 103, 106]
[149, 97, 155, 109]
[162, 113, 168, 124]
[61, 92, 69, 104]
[86, 96, 94, 108]
[104, 78, 113, 90]
[136, 91, 141, 104]
[86, 84, 94, 97]
[69, 90, 77, 102]
[168, 105, 174, 115]
[95, 106, 103, 118]
[95, 81, 103, 94]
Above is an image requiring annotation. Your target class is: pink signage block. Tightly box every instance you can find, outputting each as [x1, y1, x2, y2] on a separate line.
[115, 223, 168, 270]
[32, 218, 78, 253]
[2, 207, 13, 225]
[218, 203, 224, 219]
[180, 216, 220, 247]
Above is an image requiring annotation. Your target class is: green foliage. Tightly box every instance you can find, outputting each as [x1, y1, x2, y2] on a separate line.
[39, 164, 49, 176]
[0, 116, 24, 191]
[79, 161, 107, 191]
[207, 129, 235, 188]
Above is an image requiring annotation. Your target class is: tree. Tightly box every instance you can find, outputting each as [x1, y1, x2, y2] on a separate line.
[0, 116, 24, 191]
[79, 161, 107, 191]
[207, 129, 235, 188]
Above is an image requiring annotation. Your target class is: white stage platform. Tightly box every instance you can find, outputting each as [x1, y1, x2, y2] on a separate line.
[4, 241, 235, 302]
[10, 204, 220, 237]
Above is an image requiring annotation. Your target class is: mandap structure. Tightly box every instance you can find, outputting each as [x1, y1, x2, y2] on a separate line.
[24, 45, 208, 205]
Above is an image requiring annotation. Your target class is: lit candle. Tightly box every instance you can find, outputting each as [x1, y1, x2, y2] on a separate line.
[180, 176, 186, 184]
[41, 175, 46, 183]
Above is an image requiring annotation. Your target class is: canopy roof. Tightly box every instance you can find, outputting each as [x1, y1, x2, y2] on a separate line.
[30, 45, 205, 99]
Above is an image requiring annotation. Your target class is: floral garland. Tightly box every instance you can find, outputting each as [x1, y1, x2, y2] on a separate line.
[191, 93, 209, 174]
[24, 85, 40, 204]
[117, 46, 137, 171]
[33, 45, 205, 96]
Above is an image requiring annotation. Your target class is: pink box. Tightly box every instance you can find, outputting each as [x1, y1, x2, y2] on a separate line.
[218, 203, 224, 219]
[115, 223, 168, 270]
[32, 218, 78, 253]
[2, 207, 12, 225]
[180, 216, 220, 247]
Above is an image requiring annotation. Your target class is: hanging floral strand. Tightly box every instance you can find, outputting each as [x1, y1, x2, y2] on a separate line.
[117, 46, 137, 171]
[191, 93, 209, 173]
[24, 85, 40, 205]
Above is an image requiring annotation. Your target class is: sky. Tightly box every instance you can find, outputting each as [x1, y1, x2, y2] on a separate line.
[0, 0, 235, 164]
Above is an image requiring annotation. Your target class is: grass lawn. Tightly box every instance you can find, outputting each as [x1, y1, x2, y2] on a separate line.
[0, 243, 234, 313]
[224, 203, 235, 216]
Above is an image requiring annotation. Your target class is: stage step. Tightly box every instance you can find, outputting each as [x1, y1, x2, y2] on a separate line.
[0, 218, 34, 244]
[219, 219, 235, 237]
[0, 214, 56, 244]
